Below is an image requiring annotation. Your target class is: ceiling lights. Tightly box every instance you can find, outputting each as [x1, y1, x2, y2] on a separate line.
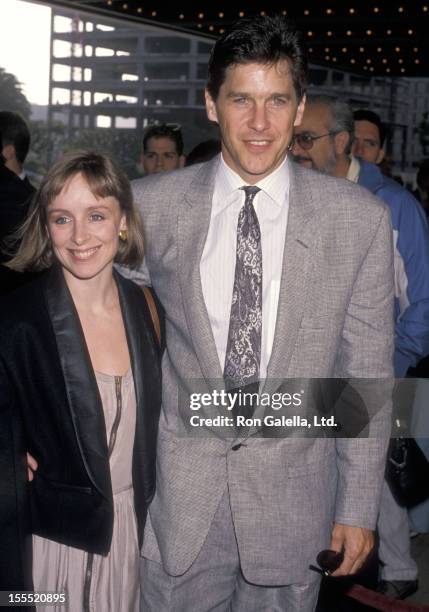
[96, 1, 427, 77]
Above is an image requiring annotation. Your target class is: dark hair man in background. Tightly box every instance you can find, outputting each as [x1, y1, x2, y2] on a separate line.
[352, 109, 386, 166]
[0, 132, 33, 598]
[130, 16, 393, 611]
[293, 95, 429, 600]
[0, 117, 35, 264]
[0, 111, 34, 188]
[141, 123, 185, 175]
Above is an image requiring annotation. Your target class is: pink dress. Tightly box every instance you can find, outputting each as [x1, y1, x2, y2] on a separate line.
[33, 369, 139, 612]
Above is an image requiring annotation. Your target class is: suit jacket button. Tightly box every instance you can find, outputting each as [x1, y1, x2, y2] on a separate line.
[231, 444, 241, 451]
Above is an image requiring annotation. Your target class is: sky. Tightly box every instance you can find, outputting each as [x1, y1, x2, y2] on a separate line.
[0, 0, 51, 105]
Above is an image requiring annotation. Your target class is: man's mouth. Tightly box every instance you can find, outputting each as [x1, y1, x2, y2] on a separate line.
[244, 140, 272, 152]
[247, 140, 271, 146]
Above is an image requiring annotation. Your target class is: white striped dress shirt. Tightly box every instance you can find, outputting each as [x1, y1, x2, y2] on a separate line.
[200, 155, 290, 379]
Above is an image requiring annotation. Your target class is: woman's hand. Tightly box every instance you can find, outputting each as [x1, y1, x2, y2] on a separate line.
[26, 452, 38, 481]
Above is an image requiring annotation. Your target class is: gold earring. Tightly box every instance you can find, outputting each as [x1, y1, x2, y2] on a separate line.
[118, 229, 128, 242]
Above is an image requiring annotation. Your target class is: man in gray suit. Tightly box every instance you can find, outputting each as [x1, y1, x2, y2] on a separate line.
[132, 15, 394, 611]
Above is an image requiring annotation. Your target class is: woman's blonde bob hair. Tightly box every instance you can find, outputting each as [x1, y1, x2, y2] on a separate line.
[8, 150, 145, 272]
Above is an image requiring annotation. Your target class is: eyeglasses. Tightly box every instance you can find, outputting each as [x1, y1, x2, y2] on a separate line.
[293, 131, 339, 150]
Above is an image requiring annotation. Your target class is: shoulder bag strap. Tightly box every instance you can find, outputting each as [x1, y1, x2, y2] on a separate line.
[142, 286, 161, 346]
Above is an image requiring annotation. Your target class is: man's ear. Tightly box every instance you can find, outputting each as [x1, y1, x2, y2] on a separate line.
[294, 94, 306, 127]
[179, 155, 186, 168]
[205, 89, 219, 124]
[334, 131, 351, 156]
[376, 147, 385, 164]
[2, 143, 15, 162]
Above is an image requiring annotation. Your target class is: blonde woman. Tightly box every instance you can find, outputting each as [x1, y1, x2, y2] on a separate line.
[0, 151, 161, 611]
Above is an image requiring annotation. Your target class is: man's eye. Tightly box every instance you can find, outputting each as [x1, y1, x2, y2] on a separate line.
[233, 97, 248, 104]
[272, 97, 287, 106]
[164, 153, 176, 159]
[145, 153, 156, 159]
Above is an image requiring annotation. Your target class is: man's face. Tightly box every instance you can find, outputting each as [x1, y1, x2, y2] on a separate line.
[352, 120, 384, 164]
[291, 103, 338, 174]
[205, 60, 305, 184]
[142, 136, 184, 174]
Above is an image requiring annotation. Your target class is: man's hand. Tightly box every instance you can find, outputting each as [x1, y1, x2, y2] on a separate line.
[26, 452, 38, 482]
[329, 523, 374, 576]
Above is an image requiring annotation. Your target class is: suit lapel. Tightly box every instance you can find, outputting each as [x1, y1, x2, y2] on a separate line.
[265, 161, 319, 384]
[44, 265, 111, 500]
[177, 157, 224, 383]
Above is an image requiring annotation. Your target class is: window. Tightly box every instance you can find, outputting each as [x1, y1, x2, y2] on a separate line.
[144, 63, 189, 80]
[146, 90, 188, 105]
[197, 63, 208, 80]
[198, 42, 213, 54]
[145, 37, 190, 54]
[308, 68, 328, 86]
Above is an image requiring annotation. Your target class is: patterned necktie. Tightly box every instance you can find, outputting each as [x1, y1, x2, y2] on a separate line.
[224, 185, 262, 393]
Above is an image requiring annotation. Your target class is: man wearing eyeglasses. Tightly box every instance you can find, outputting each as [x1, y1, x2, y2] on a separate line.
[292, 94, 429, 601]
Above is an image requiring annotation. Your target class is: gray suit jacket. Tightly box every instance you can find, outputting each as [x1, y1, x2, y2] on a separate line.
[132, 156, 394, 584]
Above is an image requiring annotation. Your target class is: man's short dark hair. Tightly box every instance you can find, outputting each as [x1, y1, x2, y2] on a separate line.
[186, 139, 221, 166]
[142, 124, 184, 156]
[0, 111, 31, 164]
[353, 110, 386, 148]
[207, 15, 308, 102]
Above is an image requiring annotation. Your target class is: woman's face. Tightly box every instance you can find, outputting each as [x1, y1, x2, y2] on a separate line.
[46, 172, 126, 282]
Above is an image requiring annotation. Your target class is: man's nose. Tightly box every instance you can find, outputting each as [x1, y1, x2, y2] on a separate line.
[291, 136, 303, 156]
[248, 104, 270, 131]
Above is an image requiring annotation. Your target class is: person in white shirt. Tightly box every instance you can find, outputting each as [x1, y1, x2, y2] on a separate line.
[129, 16, 394, 612]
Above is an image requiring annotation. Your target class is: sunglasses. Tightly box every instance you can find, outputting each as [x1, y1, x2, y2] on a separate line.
[309, 549, 344, 577]
[293, 131, 339, 150]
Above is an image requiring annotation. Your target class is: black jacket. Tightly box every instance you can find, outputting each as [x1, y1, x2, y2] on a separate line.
[0, 265, 161, 559]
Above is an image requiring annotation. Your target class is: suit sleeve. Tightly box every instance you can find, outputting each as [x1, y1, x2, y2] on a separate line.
[115, 180, 152, 286]
[391, 191, 429, 376]
[115, 260, 151, 286]
[334, 206, 394, 529]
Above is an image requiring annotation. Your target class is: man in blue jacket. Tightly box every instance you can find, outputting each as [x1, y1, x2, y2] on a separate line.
[352, 109, 386, 166]
[292, 94, 429, 600]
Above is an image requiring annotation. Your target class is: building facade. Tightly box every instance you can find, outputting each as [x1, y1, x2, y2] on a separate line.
[49, 7, 429, 179]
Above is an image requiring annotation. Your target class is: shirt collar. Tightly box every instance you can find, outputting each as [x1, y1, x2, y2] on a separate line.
[346, 155, 361, 184]
[215, 154, 289, 214]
